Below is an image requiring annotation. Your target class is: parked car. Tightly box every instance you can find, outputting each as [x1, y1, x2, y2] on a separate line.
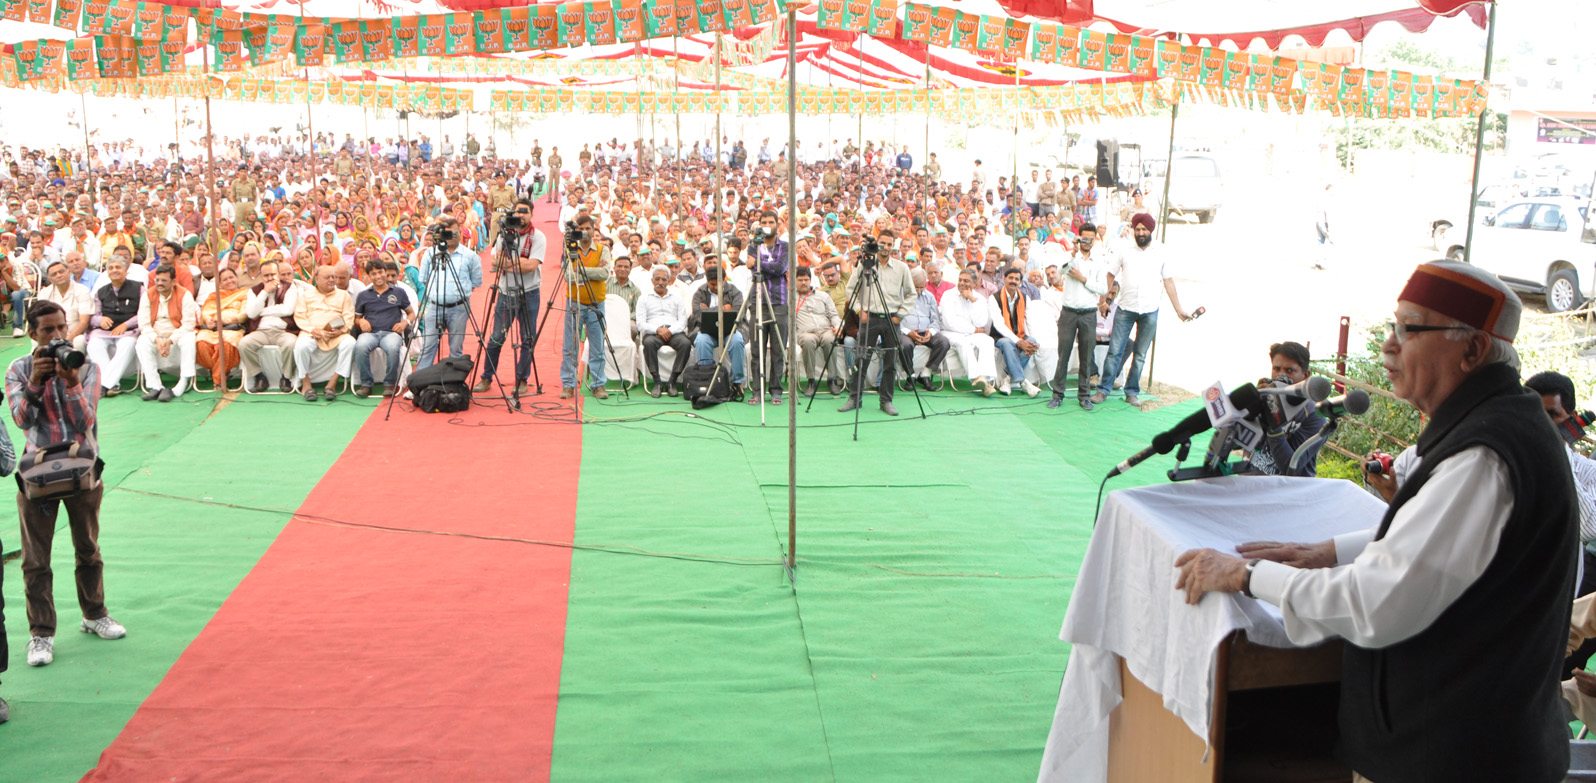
[1149, 155, 1222, 224]
[1452, 196, 1596, 312]
[1430, 184, 1517, 253]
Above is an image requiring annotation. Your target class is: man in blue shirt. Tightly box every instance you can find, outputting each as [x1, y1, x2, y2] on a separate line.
[352, 260, 414, 398]
[896, 146, 913, 172]
[415, 218, 482, 371]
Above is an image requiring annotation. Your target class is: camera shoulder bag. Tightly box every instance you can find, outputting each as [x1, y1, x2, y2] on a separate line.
[18, 441, 100, 501]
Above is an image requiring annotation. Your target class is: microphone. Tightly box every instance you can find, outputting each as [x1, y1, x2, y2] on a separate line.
[1106, 383, 1264, 479]
[1316, 389, 1371, 418]
[1258, 375, 1334, 405]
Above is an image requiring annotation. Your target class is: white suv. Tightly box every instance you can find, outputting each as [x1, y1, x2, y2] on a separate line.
[1460, 197, 1596, 312]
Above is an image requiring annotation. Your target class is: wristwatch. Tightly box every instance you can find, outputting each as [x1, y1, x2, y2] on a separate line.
[1242, 558, 1261, 598]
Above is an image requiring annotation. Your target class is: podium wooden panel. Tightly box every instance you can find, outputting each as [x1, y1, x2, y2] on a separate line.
[1106, 632, 1351, 783]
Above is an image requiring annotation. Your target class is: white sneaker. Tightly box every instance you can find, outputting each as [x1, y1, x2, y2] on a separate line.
[999, 381, 1012, 396]
[10, 327, 22, 338]
[26, 636, 53, 666]
[1022, 380, 1041, 398]
[81, 616, 127, 640]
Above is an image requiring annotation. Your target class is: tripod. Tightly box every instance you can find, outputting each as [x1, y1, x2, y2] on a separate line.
[469, 215, 543, 411]
[746, 241, 791, 426]
[382, 231, 489, 420]
[530, 226, 631, 420]
[803, 258, 926, 441]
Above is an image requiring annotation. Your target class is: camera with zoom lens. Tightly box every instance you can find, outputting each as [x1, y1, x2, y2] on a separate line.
[858, 237, 881, 271]
[564, 220, 590, 250]
[430, 224, 458, 244]
[43, 337, 86, 371]
[500, 212, 528, 232]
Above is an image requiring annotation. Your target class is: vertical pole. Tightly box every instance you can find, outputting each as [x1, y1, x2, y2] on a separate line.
[634, 43, 646, 168]
[299, 0, 315, 185]
[714, 33, 724, 259]
[1462, 0, 1498, 263]
[79, 91, 96, 215]
[1010, 63, 1020, 242]
[1158, 94, 1179, 244]
[924, 48, 931, 171]
[174, 96, 181, 159]
[785, 7, 799, 580]
[857, 37, 866, 156]
[204, 70, 219, 255]
[673, 36, 682, 189]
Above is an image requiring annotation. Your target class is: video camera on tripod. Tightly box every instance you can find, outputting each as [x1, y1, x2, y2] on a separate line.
[858, 236, 881, 272]
[564, 220, 590, 254]
[498, 210, 529, 233]
[429, 222, 458, 247]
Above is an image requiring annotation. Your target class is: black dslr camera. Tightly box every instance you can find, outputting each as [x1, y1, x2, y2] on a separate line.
[858, 236, 881, 272]
[430, 223, 458, 245]
[42, 338, 86, 371]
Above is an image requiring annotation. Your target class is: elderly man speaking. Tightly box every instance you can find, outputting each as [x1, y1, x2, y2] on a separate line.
[1175, 260, 1577, 783]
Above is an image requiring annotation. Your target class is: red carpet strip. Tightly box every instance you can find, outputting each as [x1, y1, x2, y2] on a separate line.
[81, 215, 579, 782]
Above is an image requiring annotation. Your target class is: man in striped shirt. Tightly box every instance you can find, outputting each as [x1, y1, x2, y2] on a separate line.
[4, 300, 125, 672]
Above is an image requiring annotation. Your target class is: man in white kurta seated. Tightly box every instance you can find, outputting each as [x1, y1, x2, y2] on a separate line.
[36, 258, 92, 351]
[291, 265, 356, 402]
[938, 268, 998, 397]
[135, 264, 199, 401]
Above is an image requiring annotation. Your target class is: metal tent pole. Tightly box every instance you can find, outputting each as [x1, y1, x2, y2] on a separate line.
[1158, 89, 1179, 244]
[1462, 0, 1499, 262]
[785, 6, 799, 581]
[79, 91, 95, 215]
[674, 36, 682, 190]
[299, 0, 316, 184]
[204, 67, 219, 254]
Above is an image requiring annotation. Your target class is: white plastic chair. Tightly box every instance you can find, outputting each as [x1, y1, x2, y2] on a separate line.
[581, 295, 637, 386]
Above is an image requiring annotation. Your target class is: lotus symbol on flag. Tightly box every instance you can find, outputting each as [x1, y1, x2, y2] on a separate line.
[614, 8, 634, 23]
[560, 12, 581, 26]
[1368, 72, 1386, 89]
[337, 31, 358, 45]
[272, 31, 291, 46]
[651, 4, 669, 19]
[164, 10, 183, 27]
[477, 20, 500, 34]
[86, 1, 105, 16]
[1035, 28, 1054, 45]
[1158, 48, 1177, 67]
[303, 33, 322, 48]
[531, 17, 552, 30]
[1413, 81, 1431, 96]
[1392, 80, 1408, 94]
[847, 1, 868, 18]
[1133, 42, 1151, 61]
[136, 7, 158, 25]
[1084, 36, 1102, 53]
[106, 5, 131, 24]
[1107, 43, 1125, 57]
[955, 17, 976, 35]
[220, 39, 241, 54]
[16, 48, 35, 65]
[1179, 51, 1199, 67]
[396, 26, 416, 40]
[507, 19, 528, 32]
[906, 6, 928, 24]
[1202, 55, 1222, 71]
[820, 0, 843, 15]
[451, 22, 472, 36]
[70, 46, 91, 63]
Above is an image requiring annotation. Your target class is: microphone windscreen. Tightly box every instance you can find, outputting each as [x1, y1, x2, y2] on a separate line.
[1344, 389, 1372, 416]
[1306, 375, 1334, 403]
[1229, 383, 1263, 416]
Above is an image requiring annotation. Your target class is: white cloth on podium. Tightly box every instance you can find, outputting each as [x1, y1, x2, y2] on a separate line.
[1037, 476, 1385, 783]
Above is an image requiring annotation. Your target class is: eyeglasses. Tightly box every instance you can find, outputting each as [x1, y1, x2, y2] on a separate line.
[1385, 320, 1473, 344]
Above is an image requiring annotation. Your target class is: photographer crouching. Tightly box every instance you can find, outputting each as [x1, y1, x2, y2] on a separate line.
[4, 301, 125, 683]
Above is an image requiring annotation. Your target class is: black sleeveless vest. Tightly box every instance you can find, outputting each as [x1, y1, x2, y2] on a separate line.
[1337, 363, 1576, 782]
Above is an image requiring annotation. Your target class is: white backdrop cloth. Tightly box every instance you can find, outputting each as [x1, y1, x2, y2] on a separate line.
[1037, 476, 1387, 783]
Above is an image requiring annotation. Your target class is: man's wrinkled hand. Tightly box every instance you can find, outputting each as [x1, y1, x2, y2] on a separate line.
[1235, 539, 1336, 569]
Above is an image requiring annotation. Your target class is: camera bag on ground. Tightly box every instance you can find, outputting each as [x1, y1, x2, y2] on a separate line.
[18, 442, 100, 501]
[408, 355, 474, 413]
[682, 362, 739, 409]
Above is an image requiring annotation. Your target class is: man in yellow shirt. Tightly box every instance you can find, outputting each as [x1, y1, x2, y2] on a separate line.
[292, 266, 356, 401]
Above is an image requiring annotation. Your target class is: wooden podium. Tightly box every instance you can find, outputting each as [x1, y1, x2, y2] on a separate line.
[1106, 631, 1352, 783]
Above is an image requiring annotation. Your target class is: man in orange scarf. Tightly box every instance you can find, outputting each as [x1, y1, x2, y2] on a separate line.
[134, 265, 199, 401]
[987, 265, 1041, 397]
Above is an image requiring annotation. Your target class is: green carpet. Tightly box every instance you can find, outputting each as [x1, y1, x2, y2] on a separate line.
[551, 390, 1197, 782]
[0, 365, 373, 780]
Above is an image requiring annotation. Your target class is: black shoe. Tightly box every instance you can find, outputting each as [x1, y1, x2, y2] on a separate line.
[829, 378, 845, 395]
[667, 382, 681, 397]
[142, 387, 161, 401]
[915, 377, 935, 392]
[280, 378, 293, 393]
[1046, 394, 1064, 409]
[250, 377, 268, 393]
[104, 386, 120, 398]
[649, 379, 662, 398]
[157, 388, 174, 402]
[880, 401, 899, 416]
[838, 399, 859, 413]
